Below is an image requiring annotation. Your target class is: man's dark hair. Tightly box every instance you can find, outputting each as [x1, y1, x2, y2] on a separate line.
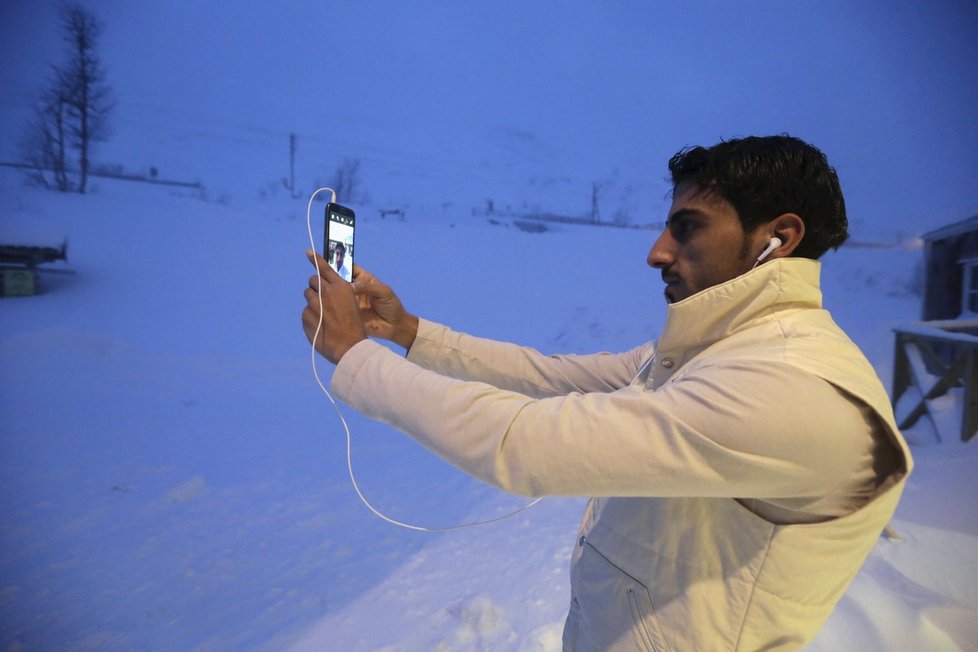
[668, 135, 848, 259]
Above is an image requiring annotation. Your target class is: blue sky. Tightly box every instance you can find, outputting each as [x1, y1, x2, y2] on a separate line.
[2, 0, 976, 238]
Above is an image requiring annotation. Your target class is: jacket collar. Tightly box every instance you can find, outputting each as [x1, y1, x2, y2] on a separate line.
[645, 259, 823, 388]
[661, 258, 822, 351]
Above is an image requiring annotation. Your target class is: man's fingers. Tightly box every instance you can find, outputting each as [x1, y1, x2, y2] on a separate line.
[301, 305, 320, 328]
[354, 278, 388, 299]
[306, 249, 327, 268]
[351, 264, 374, 290]
[304, 258, 357, 314]
[303, 286, 322, 308]
[306, 249, 342, 283]
[351, 269, 391, 298]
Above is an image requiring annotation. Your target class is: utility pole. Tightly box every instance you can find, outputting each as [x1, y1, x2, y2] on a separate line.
[592, 181, 601, 223]
[289, 133, 297, 197]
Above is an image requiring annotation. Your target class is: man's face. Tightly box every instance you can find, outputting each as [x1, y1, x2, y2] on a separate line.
[648, 183, 766, 303]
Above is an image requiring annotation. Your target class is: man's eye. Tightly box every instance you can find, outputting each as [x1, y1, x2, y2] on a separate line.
[670, 221, 696, 241]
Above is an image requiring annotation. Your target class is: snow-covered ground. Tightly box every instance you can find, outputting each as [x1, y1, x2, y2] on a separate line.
[2, 2, 978, 649]
[1, 167, 975, 651]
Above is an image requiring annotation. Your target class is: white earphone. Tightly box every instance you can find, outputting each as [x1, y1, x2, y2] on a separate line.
[755, 237, 783, 264]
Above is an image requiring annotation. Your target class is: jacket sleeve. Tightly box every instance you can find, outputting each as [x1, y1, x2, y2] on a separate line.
[331, 339, 872, 499]
[406, 319, 652, 398]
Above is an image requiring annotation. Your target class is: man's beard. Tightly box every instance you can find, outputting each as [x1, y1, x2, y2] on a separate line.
[738, 233, 754, 263]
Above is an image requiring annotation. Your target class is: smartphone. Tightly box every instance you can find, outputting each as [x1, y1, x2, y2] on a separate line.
[324, 202, 356, 282]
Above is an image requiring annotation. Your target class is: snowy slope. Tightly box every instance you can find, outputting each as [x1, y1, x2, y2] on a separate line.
[0, 169, 657, 650]
[2, 167, 976, 651]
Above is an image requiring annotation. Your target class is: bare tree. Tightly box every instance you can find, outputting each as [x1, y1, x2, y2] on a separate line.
[331, 157, 363, 204]
[20, 82, 72, 191]
[20, 3, 112, 193]
[60, 3, 113, 193]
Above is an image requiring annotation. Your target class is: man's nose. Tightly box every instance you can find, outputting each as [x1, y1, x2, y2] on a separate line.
[647, 230, 675, 269]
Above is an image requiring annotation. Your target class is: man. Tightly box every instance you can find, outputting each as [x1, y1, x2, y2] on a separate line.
[302, 135, 912, 651]
[330, 241, 352, 282]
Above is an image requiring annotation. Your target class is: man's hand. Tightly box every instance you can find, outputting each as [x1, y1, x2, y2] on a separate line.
[303, 251, 368, 364]
[351, 264, 419, 352]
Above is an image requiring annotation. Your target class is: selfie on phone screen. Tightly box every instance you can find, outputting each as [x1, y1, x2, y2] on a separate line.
[326, 205, 355, 282]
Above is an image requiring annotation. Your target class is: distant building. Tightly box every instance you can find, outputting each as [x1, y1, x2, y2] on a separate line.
[920, 214, 978, 320]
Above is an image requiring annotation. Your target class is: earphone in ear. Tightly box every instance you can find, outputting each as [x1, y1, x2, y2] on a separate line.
[755, 237, 783, 264]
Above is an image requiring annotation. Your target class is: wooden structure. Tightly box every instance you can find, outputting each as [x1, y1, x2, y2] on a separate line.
[892, 214, 978, 442]
[0, 243, 68, 297]
[920, 214, 978, 321]
[892, 320, 978, 442]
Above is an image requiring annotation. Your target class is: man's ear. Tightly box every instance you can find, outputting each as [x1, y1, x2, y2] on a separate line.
[767, 213, 805, 259]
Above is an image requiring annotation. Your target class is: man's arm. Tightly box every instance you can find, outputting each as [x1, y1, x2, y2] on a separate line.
[408, 319, 651, 398]
[309, 253, 650, 396]
[332, 341, 874, 501]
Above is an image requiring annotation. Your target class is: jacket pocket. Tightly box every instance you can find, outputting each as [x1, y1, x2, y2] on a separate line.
[572, 538, 671, 652]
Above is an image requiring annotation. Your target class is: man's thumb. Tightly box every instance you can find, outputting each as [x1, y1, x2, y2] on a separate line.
[353, 277, 384, 297]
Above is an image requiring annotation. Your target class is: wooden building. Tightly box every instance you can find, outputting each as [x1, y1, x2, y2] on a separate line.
[920, 214, 978, 320]
[893, 214, 978, 442]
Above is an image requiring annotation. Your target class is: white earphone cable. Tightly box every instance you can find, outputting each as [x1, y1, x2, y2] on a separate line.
[306, 187, 542, 532]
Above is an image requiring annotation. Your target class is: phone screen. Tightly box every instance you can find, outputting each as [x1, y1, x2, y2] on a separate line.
[325, 203, 355, 282]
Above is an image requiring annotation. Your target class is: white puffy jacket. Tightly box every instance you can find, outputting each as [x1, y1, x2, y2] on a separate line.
[331, 258, 912, 651]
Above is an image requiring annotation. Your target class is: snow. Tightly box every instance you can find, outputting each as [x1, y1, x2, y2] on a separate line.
[0, 167, 975, 651]
[894, 321, 978, 345]
[1, 1, 977, 649]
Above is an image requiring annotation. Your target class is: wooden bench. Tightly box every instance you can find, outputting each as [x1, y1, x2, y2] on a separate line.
[0, 243, 68, 296]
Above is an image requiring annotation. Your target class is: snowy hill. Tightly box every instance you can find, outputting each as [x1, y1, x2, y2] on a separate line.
[1, 168, 976, 650]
